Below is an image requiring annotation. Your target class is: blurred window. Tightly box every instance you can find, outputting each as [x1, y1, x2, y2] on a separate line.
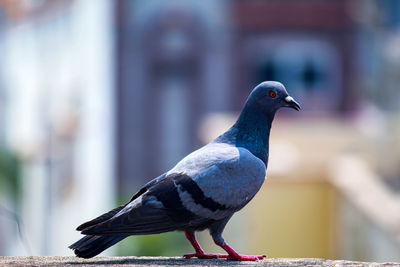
[249, 37, 342, 113]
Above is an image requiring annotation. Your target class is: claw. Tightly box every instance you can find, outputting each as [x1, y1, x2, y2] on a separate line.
[226, 254, 266, 261]
[213, 237, 266, 261]
[184, 253, 228, 259]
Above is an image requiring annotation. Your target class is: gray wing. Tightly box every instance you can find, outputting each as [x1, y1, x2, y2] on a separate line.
[167, 142, 267, 216]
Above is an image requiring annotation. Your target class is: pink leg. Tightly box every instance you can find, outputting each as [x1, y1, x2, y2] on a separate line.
[183, 232, 228, 259]
[213, 237, 266, 261]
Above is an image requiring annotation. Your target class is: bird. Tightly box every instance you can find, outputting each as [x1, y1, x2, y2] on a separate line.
[69, 81, 301, 261]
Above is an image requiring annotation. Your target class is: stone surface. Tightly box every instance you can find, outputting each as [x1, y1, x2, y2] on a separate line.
[0, 257, 399, 267]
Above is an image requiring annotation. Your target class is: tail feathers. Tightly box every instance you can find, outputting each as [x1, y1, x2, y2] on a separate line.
[77, 188, 149, 232]
[81, 207, 181, 236]
[69, 235, 126, 258]
[76, 205, 126, 231]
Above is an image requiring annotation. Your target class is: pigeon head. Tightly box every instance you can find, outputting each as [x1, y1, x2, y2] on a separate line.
[215, 81, 300, 163]
[246, 81, 301, 113]
[223, 81, 301, 163]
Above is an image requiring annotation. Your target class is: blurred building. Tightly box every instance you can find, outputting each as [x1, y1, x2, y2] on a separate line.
[229, 0, 354, 113]
[0, 0, 116, 255]
[116, 0, 356, 195]
[116, 0, 231, 193]
[0, 0, 399, 261]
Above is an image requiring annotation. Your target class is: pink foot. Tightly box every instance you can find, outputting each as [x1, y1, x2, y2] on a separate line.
[184, 232, 229, 260]
[213, 238, 266, 261]
[183, 253, 228, 259]
[226, 254, 266, 261]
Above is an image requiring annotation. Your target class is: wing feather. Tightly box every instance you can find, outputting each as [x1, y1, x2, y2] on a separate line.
[80, 176, 210, 235]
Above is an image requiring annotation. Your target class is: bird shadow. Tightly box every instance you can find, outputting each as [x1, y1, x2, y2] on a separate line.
[64, 257, 254, 266]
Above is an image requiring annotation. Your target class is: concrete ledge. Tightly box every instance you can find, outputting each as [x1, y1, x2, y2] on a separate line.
[0, 257, 399, 266]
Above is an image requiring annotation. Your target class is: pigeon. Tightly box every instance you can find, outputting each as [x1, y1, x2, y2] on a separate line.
[69, 81, 301, 261]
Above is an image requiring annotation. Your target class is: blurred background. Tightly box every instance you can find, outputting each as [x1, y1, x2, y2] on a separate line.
[0, 0, 400, 262]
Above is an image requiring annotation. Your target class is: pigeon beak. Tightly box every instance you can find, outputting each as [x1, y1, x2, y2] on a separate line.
[284, 96, 301, 111]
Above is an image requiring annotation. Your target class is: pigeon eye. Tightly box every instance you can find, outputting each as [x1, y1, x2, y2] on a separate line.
[268, 90, 277, 98]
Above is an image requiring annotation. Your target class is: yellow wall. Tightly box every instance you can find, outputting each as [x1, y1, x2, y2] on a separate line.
[240, 179, 336, 258]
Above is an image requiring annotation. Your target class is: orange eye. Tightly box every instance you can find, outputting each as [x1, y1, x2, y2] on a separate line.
[269, 90, 277, 98]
